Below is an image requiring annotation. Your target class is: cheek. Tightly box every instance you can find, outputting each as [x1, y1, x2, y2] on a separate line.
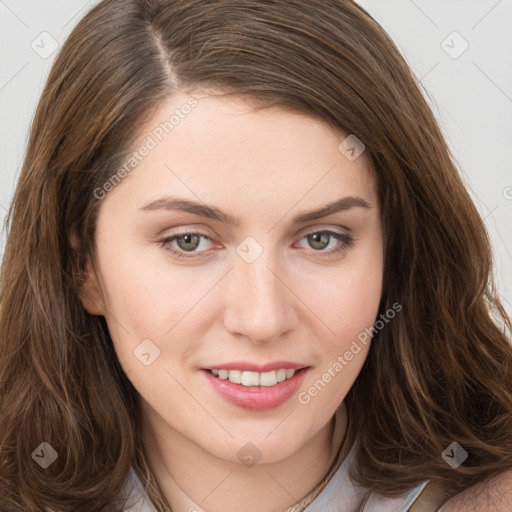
[98, 249, 217, 375]
[306, 255, 383, 353]
[297, 262, 382, 411]
[98, 241, 187, 331]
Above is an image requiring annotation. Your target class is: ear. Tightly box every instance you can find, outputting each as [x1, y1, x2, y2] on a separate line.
[69, 229, 106, 316]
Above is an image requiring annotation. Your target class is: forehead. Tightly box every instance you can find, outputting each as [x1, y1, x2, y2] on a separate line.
[101, 90, 378, 216]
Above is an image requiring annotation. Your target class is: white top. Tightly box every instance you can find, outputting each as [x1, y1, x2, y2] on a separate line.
[121, 444, 428, 512]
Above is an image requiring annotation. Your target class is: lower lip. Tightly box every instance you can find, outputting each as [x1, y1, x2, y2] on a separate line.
[203, 368, 308, 411]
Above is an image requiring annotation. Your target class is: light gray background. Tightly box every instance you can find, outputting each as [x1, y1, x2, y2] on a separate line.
[1, 0, 511, 315]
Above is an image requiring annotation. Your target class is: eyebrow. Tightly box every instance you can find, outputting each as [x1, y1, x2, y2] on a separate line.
[139, 195, 371, 226]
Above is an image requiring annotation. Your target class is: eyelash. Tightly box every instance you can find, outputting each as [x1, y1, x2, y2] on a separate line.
[157, 229, 354, 260]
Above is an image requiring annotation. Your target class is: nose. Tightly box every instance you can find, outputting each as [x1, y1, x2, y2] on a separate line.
[222, 248, 298, 345]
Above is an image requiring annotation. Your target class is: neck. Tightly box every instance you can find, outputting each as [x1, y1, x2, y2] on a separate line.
[141, 403, 349, 512]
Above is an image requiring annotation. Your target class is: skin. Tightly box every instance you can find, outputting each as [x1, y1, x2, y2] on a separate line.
[440, 470, 512, 511]
[77, 90, 384, 512]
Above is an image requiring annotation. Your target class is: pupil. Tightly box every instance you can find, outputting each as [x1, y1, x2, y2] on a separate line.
[179, 234, 199, 251]
[310, 233, 328, 250]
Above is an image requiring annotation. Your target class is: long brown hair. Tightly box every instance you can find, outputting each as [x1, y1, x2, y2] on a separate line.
[1, 0, 511, 510]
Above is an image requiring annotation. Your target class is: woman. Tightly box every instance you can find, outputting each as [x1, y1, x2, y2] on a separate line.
[1, 1, 511, 511]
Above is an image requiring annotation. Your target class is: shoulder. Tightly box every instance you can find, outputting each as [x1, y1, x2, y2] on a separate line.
[439, 470, 512, 512]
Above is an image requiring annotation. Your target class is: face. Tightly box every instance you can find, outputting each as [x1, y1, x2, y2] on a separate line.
[80, 90, 384, 465]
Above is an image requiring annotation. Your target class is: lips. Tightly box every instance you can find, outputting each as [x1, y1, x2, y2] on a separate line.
[207, 361, 307, 372]
[202, 362, 309, 411]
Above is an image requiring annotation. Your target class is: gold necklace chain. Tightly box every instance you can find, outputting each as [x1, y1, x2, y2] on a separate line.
[282, 405, 350, 512]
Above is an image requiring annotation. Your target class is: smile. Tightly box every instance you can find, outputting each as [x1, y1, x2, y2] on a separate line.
[203, 365, 309, 411]
[209, 368, 297, 387]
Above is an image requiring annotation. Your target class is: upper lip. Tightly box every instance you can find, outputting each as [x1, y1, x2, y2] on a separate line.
[205, 361, 308, 372]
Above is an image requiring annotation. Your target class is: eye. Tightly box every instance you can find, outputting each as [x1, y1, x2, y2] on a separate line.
[158, 231, 214, 258]
[295, 230, 354, 256]
[158, 229, 354, 259]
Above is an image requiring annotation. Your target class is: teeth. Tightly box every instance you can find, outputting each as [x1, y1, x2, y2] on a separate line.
[259, 371, 277, 387]
[210, 368, 297, 387]
[241, 371, 260, 386]
[228, 369, 242, 384]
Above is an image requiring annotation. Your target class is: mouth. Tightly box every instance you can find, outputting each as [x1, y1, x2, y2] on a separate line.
[202, 363, 310, 411]
[207, 367, 303, 387]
